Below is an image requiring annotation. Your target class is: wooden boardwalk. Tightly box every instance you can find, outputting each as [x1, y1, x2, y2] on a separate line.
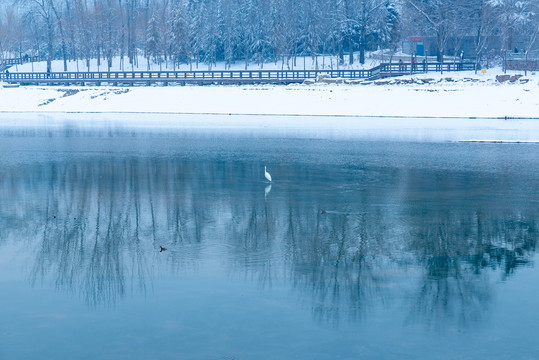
[1, 62, 476, 86]
[1, 56, 40, 72]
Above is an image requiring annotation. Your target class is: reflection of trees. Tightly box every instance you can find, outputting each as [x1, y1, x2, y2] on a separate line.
[281, 202, 394, 325]
[405, 204, 537, 328]
[409, 211, 536, 278]
[0, 158, 210, 306]
[0, 155, 537, 329]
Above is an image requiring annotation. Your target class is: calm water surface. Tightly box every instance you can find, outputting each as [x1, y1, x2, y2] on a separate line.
[1, 124, 538, 359]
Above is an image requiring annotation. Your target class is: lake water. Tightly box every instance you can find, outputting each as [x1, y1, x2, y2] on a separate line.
[1, 121, 539, 359]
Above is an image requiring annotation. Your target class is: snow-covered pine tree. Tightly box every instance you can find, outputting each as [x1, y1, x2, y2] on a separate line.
[169, 0, 191, 70]
[146, 13, 160, 70]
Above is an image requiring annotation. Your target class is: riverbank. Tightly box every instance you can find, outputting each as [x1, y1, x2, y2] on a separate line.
[0, 70, 538, 119]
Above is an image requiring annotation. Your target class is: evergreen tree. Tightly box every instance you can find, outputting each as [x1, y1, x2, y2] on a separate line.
[146, 13, 160, 69]
[169, 0, 191, 68]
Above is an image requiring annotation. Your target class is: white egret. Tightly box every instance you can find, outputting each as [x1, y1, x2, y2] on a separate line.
[264, 166, 272, 182]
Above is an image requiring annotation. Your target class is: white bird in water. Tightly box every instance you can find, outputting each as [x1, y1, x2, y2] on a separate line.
[264, 166, 272, 182]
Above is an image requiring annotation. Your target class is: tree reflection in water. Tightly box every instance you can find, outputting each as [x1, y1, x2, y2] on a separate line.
[403, 169, 537, 329]
[0, 153, 537, 327]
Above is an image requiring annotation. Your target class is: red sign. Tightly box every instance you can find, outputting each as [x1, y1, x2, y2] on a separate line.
[409, 36, 421, 42]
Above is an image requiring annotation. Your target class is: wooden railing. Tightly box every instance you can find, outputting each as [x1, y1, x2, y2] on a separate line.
[1, 62, 476, 85]
[2, 69, 373, 82]
[379, 62, 476, 74]
[1, 56, 40, 70]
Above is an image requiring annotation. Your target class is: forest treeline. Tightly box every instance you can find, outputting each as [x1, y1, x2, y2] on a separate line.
[1, 0, 539, 71]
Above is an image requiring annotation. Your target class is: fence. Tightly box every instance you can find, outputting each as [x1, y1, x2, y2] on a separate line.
[1, 62, 476, 86]
[0, 56, 40, 71]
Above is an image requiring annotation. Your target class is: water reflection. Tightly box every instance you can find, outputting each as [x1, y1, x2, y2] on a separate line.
[0, 141, 537, 329]
[406, 211, 534, 329]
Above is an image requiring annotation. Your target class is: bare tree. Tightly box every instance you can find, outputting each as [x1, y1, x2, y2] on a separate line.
[471, 0, 497, 73]
[16, 0, 56, 71]
[404, 0, 454, 63]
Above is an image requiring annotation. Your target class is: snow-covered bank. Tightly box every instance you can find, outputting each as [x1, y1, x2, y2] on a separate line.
[1, 70, 538, 119]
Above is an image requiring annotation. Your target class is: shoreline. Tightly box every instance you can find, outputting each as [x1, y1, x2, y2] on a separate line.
[1, 70, 539, 142]
[0, 109, 538, 120]
[1, 111, 538, 143]
[0, 78, 538, 119]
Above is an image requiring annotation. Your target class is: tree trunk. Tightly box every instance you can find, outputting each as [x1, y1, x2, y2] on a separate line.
[338, 39, 344, 65]
[359, 25, 366, 64]
[97, 45, 101, 68]
[62, 41, 67, 71]
[244, 44, 249, 70]
[47, 21, 54, 73]
[348, 35, 354, 65]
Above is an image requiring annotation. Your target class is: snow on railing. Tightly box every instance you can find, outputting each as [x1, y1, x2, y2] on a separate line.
[0, 63, 475, 85]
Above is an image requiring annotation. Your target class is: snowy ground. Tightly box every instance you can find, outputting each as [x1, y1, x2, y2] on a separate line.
[1, 66, 539, 142]
[11, 53, 386, 72]
[10, 51, 453, 73]
[0, 68, 536, 118]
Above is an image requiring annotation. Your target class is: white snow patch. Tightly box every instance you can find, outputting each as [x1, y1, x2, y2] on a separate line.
[1, 68, 539, 142]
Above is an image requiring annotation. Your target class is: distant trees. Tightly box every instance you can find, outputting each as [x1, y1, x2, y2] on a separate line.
[2, 0, 403, 69]
[400, 0, 539, 67]
[486, 0, 539, 71]
[16, 0, 58, 71]
[3, 0, 539, 69]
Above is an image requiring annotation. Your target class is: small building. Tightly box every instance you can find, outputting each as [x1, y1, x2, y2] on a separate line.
[402, 36, 425, 56]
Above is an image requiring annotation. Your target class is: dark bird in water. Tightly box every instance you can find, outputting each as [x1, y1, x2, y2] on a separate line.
[160, 246, 167, 252]
[321, 210, 327, 214]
